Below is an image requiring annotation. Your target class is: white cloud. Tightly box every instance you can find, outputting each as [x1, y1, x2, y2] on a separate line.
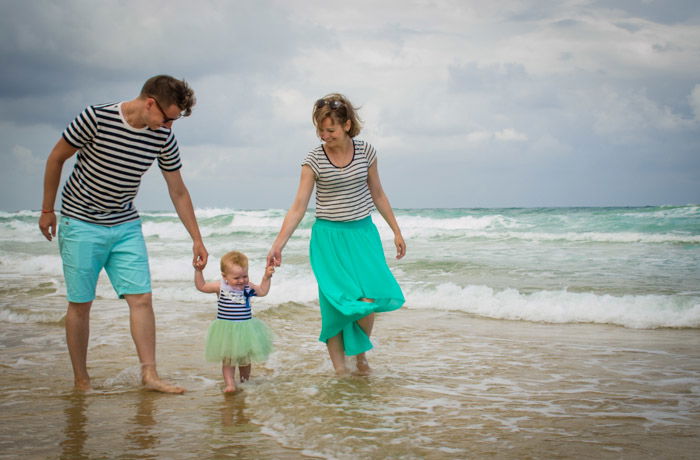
[690, 84, 700, 121]
[1, 0, 699, 210]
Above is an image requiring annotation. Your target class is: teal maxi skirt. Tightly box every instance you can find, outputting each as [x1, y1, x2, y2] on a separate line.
[309, 216, 404, 355]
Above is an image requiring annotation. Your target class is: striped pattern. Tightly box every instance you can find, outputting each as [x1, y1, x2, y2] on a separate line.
[216, 285, 255, 321]
[302, 139, 377, 222]
[60, 103, 182, 226]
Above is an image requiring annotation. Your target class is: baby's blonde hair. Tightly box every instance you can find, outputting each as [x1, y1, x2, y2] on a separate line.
[220, 251, 248, 273]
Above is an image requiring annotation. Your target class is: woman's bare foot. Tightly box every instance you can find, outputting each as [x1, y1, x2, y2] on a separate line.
[353, 354, 371, 376]
[141, 364, 185, 394]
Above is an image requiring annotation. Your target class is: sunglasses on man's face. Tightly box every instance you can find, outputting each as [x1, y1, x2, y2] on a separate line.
[151, 97, 183, 123]
[315, 99, 343, 110]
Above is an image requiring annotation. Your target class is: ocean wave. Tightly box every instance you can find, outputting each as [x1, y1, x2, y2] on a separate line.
[0, 307, 64, 325]
[406, 283, 700, 329]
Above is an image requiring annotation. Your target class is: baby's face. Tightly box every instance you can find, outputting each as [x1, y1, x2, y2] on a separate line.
[222, 264, 249, 290]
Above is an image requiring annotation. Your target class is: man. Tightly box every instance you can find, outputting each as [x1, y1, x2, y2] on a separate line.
[38, 75, 208, 393]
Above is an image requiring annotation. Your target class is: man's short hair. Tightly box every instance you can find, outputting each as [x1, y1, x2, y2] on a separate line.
[140, 75, 196, 117]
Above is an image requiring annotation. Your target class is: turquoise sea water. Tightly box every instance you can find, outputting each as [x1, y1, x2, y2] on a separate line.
[2, 205, 698, 329]
[1, 206, 699, 458]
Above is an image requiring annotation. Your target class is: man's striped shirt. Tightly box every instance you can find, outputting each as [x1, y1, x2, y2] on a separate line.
[302, 139, 377, 222]
[60, 102, 182, 226]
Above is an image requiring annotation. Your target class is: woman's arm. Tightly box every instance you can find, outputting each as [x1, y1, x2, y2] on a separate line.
[267, 165, 315, 267]
[367, 160, 406, 260]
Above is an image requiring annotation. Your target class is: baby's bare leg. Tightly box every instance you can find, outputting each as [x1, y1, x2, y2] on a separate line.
[239, 364, 251, 382]
[222, 363, 236, 393]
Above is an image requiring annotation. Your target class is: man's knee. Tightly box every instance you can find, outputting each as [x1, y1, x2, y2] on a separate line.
[67, 301, 92, 316]
[124, 293, 153, 310]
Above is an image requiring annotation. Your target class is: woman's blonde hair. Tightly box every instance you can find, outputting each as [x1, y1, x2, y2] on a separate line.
[312, 93, 363, 138]
[220, 251, 248, 272]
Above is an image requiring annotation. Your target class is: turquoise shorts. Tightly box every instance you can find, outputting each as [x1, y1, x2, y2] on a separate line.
[58, 216, 151, 303]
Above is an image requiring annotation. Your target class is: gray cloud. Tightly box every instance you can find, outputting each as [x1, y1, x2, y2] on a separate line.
[0, 0, 698, 211]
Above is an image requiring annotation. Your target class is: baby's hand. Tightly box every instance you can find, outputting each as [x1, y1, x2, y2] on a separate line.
[193, 260, 205, 271]
[265, 265, 275, 278]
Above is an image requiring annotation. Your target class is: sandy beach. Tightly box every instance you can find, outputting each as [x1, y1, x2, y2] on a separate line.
[2, 298, 699, 459]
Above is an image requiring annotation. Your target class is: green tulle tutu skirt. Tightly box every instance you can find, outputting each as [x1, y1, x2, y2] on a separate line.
[204, 317, 273, 365]
[310, 216, 404, 356]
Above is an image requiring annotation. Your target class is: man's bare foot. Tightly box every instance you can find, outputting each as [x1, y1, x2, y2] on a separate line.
[353, 355, 371, 376]
[141, 364, 185, 394]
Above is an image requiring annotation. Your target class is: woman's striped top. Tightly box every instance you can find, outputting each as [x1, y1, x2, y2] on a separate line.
[217, 283, 255, 321]
[60, 102, 182, 226]
[302, 139, 377, 222]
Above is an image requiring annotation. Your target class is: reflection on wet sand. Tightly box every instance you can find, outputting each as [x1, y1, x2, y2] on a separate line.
[221, 392, 249, 427]
[126, 391, 160, 455]
[60, 392, 88, 460]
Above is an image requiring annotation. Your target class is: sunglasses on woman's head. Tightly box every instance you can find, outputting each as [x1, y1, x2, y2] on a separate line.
[315, 99, 343, 110]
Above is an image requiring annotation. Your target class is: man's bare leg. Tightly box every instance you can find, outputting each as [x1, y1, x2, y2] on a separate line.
[65, 301, 93, 391]
[125, 293, 185, 394]
[326, 333, 348, 375]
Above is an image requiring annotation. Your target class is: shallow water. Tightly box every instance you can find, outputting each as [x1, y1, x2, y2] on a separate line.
[1, 300, 699, 459]
[1, 206, 699, 458]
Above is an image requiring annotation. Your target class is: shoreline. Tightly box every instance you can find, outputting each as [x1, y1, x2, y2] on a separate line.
[2, 301, 699, 458]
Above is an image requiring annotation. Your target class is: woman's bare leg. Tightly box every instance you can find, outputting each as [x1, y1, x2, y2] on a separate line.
[326, 333, 348, 375]
[355, 300, 375, 375]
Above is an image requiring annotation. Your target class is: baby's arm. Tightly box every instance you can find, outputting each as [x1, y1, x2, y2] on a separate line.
[249, 265, 274, 297]
[194, 267, 221, 294]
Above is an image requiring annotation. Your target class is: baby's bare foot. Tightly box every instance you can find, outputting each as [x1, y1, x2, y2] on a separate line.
[223, 385, 237, 394]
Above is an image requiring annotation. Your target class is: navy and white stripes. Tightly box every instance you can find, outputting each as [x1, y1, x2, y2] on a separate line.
[217, 285, 255, 321]
[302, 139, 377, 222]
[60, 103, 182, 226]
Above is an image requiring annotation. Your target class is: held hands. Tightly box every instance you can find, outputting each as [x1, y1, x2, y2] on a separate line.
[263, 264, 275, 279]
[267, 245, 282, 268]
[192, 240, 209, 271]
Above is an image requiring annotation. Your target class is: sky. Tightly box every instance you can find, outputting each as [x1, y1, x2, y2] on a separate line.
[1, 0, 699, 211]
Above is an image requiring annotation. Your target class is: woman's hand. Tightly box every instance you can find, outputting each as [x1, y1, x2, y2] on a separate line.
[394, 233, 406, 259]
[267, 245, 283, 267]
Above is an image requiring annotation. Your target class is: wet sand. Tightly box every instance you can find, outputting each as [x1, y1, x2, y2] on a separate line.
[1, 300, 699, 459]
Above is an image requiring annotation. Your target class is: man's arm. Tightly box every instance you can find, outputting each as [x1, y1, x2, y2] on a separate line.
[161, 169, 209, 269]
[39, 138, 78, 241]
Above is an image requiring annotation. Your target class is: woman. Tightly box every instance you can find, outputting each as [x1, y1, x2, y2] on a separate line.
[267, 93, 405, 375]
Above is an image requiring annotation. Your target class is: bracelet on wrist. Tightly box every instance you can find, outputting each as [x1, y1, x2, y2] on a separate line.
[41, 209, 55, 214]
